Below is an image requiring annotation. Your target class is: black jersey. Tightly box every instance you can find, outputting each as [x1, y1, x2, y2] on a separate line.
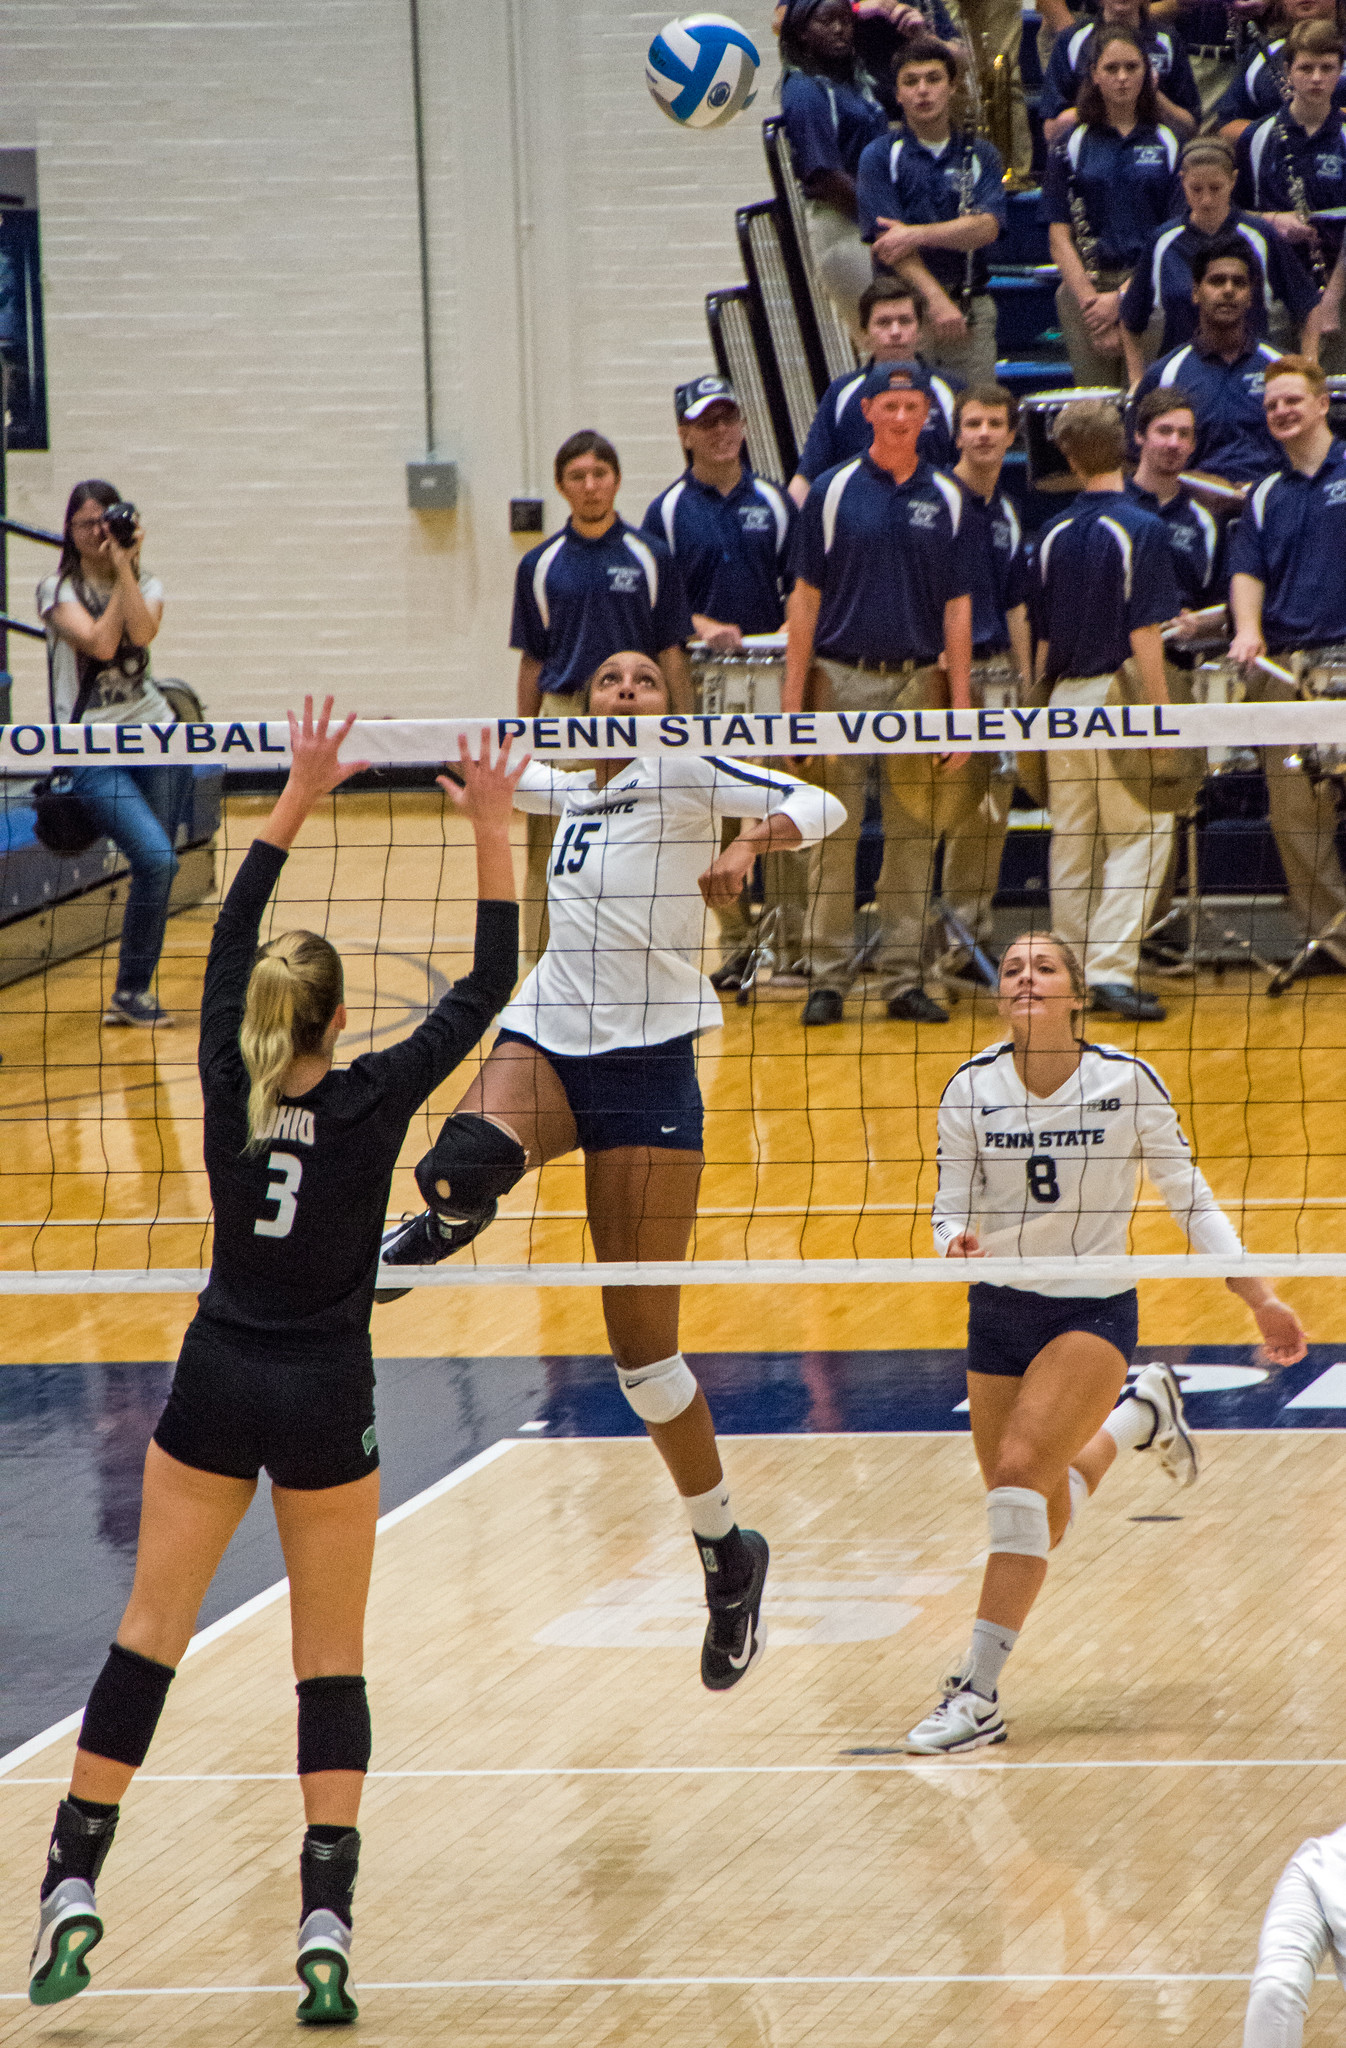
[196, 839, 517, 1356]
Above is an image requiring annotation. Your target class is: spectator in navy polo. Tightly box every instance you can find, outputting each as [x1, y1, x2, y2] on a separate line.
[789, 280, 964, 508]
[856, 38, 1008, 386]
[1031, 401, 1181, 1023]
[643, 377, 805, 988]
[1229, 355, 1346, 975]
[778, 0, 890, 330]
[784, 359, 978, 1027]
[511, 430, 693, 966]
[1132, 239, 1287, 483]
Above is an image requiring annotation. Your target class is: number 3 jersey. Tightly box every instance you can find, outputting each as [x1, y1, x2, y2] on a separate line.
[933, 1041, 1244, 1296]
[196, 839, 518, 1354]
[499, 756, 844, 1055]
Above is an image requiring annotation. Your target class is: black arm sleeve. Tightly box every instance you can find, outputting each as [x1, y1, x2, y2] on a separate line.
[198, 839, 288, 1088]
[354, 898, 520, 1116]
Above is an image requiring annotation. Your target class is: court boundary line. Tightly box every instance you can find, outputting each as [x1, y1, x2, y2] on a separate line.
[0, 1971, 1301, 1998]
[4, 1756, 1345, 1784]
[0, 1440, 516, 1781]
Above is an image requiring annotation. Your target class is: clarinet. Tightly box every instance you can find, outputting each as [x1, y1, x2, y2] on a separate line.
[957, 131, 978, 310]
[1066, 153, 1103, 287]
[1247, 21, 1328, 285]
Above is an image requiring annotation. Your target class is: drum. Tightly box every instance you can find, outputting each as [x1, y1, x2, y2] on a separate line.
[1021, 386, 1124, 493]
[969, 656, 1018, 711]
[690, 633, 786, 715]
[1328, 375, 1346, 440]
[1192, 658, 1249, 776]
[1299, 643, 1346, 779]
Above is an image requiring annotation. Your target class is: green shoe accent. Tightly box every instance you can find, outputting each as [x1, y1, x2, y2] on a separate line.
[296, 1950, 359, 2026]
[29, 1917, 102, 2006]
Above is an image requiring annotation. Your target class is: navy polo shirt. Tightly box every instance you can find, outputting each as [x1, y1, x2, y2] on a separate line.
[510, 518, 692, 698]
[1034, 491, 1182, 682]
[856, 131, 1008, 297]
[1123, 479, 1222, 608]
[1214, 39, 1346, 127]
[791, 453, 974, 666]
[1040, 22, 1200, 126]
[796, 356, 962, 480]
[1044, 123, 1183, 270]
[780, 69, 889, 185]
[953, 480, 1032, 653]
[1237, 111, 1346, 265]
[1120, 209, 1318, 353]
[1228, 439, 1346, 650]
[1133, 337, 1285, 484]
[641, 466, 793, 635]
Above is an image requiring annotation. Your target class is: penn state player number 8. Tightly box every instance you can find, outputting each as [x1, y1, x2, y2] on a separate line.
[1026, 1156, 1060, 1204]
[254, 1150, 303, 1239]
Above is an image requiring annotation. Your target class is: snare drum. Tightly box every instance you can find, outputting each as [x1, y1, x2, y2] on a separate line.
[1021, 387, 1125, 493]
[1297, 644, 1346, 777]
[691, 633, 786, 715]
[969, 656, 1018, 711]
[1191, 658, 1248, 775]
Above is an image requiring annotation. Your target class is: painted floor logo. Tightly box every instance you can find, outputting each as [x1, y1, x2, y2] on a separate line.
[534, 1541, 965, 1649]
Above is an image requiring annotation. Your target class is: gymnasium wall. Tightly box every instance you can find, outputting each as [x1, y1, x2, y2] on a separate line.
[0, 1, 780, 723]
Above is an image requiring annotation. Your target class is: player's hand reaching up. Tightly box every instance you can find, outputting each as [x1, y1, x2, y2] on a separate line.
[438, 731, 529, 903]
[261, 695, 370, 853]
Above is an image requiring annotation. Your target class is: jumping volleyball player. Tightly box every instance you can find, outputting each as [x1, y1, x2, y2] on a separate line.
[28, 699, 523, 2020]
[382, 649, 844, 1688]
[906, 929, 1307, 1754]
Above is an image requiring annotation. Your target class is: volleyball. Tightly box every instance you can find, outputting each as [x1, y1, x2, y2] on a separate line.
[645, 13, 761, 129]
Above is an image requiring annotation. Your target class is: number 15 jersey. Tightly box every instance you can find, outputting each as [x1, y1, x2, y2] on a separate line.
[933, 1042, 1244, 1297]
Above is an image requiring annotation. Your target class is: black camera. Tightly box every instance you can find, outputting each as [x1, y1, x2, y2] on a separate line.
[104, 501, 138, 548]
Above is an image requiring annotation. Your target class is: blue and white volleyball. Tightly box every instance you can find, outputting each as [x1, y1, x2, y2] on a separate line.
[646, 14, 761, 129]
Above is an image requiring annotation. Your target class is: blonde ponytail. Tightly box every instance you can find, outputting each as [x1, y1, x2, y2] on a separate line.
[240, 930, 343, 1152]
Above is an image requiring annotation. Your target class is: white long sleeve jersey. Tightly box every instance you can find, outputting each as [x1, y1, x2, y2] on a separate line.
[932, 1041, 1245, 1296]
[498, 756, 844, 1055]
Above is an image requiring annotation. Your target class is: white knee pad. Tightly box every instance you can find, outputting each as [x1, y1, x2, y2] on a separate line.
[617, 1353, 698, 1426]
[986, 1485, 1050, 1559]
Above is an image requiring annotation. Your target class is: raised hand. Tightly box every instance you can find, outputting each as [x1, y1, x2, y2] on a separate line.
[286, 695, 369, 801]
[437, 730, 529, 837]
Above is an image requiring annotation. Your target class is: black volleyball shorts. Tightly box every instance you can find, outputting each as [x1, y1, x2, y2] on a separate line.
[153, 1317, 379, 1491]
[966, 1283, 1140, 1378]
[495, 1028, 704, 1152]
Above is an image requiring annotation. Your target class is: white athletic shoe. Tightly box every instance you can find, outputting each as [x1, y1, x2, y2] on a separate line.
[28, 1879, 103, 2006]
[296, 1909, 358, 2025]
[1131, 1363, 1199, 1488]
[905, 1684, 1006, 1754]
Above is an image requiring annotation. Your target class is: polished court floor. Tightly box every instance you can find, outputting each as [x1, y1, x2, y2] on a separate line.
[2, 796, 1345, 2043]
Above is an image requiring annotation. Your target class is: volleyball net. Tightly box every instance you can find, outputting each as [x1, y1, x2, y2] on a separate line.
[0, 701, 1343, 1296]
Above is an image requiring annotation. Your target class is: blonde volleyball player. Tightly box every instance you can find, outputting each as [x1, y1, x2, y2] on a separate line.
[382, 649, 844, 1689]
[28, 701, 522, 2019]
[906, 929, 1307, 1754]
[1244, 1823, 1346, 2046]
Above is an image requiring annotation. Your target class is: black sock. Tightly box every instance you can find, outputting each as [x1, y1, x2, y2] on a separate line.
[300, 1826, 360, 1928]
[697, 1524, 752, 1602]
[40, 1797, 119, 1900]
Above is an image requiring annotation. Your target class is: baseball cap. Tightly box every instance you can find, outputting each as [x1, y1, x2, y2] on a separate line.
[675, 375, 740, 421]
[859, 359, 928, 400]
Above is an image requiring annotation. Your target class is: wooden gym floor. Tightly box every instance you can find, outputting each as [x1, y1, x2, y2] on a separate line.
[1, 795, 1344, 2044]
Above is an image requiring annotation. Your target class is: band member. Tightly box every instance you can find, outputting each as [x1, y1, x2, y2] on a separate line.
[1215, 0, 1346, 140]
[1040, 0, 1201, 143]
[1229, 354, 1346, 976]
[779, 0, 891, 329]
[856, 37, 1008, 384]
[1133, 239, 1287, 481]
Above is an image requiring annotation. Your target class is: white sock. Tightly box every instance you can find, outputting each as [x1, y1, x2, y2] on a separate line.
[1104, 1392, 1157, 1454]
[964, 1617, 1018, 1700]
[682, 1480, 735, 1541]
[1068, 1466, 1089, 1526]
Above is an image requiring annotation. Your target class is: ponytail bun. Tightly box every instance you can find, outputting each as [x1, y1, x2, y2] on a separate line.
[240, 929, 343, 1152]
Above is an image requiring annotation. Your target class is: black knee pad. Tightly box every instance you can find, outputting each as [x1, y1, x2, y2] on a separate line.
[296, 1675, 371, 1776]
[414, 1113, 527, 1222]
[79, 1642, 176, 1769]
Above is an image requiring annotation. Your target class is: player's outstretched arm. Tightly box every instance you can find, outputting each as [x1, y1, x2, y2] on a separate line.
[259, 695, 369, 853]
[437, 731, 527, 903]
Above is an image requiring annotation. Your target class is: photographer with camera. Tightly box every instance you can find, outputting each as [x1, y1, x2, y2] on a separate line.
[38, 481, 192, 1028]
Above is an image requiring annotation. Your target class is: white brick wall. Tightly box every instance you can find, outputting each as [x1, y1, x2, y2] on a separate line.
[0, 0, 780, 723]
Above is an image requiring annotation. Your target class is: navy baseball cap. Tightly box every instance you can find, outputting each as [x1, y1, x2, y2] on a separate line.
[676, 375, 740, 421]
[860, 359, 928, 400]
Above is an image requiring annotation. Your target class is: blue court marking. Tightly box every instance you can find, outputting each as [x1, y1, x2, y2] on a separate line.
[2, 1345, 1342, 1756]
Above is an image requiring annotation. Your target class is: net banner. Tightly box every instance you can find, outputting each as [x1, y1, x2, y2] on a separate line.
[0, 702, 1343, 766]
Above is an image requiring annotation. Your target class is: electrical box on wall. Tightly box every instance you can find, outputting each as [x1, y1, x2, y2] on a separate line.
[407, 460, 458, 511]
[510, 498, 545, 533]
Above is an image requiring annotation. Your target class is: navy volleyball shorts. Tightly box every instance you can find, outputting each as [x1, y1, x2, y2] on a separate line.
[495, 1029, 704, 1152]
[966, 1284, 1140, 1378]
[153, 1316, 379, 1491]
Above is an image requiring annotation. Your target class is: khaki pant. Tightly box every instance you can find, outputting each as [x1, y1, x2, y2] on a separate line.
[958, 0, 1032, 176]
[940, 755, 1017, 964]
[804, 662, 987, 997]
[522, 691, 571, 968]
[1047, 676, 1174, 989]
[804, 199, 875, 335]
[1055, 268, 1134, 390]
[918, 290, 999, 386]
[1252, 665, 1346, 964]
[1188, 47, 1237, 117]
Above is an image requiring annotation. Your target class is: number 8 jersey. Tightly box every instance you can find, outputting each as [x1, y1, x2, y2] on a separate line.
[933, 1041, 1244, 1296]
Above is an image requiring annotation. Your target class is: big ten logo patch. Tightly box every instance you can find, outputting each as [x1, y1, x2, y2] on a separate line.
[532, 1537, 966, 1649]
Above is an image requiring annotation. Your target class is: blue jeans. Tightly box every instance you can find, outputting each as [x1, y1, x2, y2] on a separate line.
[70, 765, 195, 995]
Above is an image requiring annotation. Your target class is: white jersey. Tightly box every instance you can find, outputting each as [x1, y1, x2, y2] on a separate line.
[500, 755, 843, 1055]
[1245, 1825, 1346, 2047]
[933, 1041, 1244, 1296]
